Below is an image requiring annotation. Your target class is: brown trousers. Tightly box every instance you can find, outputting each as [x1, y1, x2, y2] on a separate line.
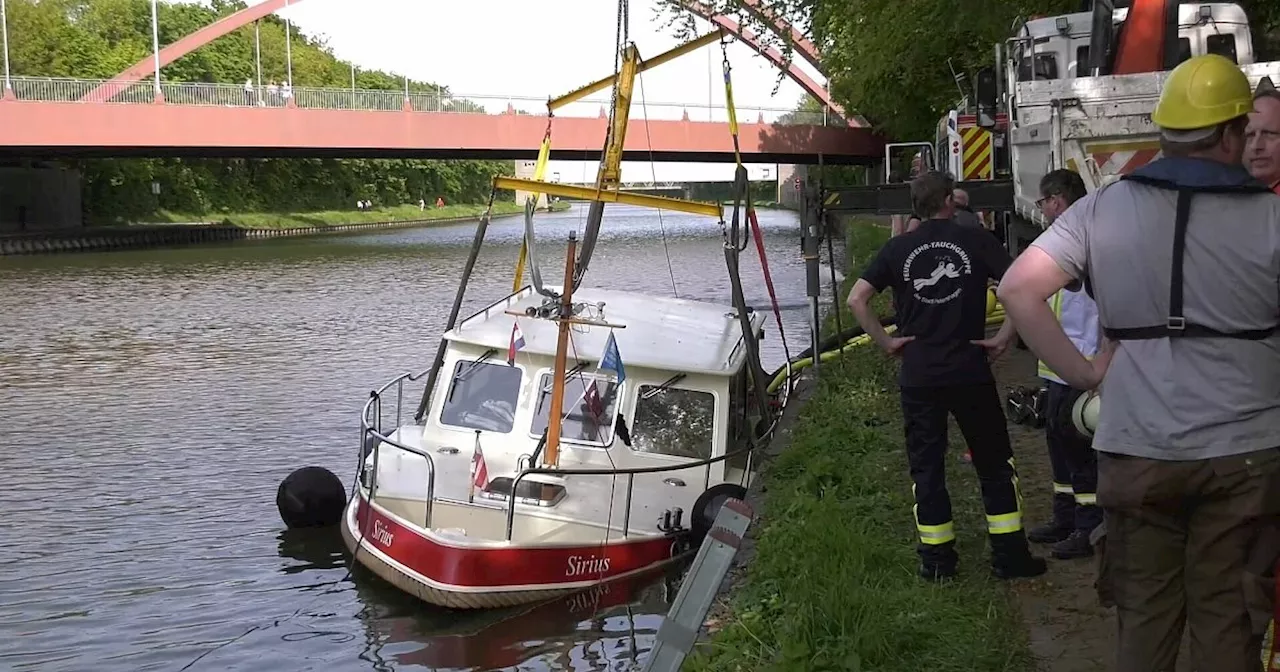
[1096, 449, 1280, 672]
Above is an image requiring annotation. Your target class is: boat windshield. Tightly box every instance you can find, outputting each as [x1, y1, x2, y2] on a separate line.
[631, 385, 715, 459]
[530, 372, 619, 445]
[439, 360, 521, 433]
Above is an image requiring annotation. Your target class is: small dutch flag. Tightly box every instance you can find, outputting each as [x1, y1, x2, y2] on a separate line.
[507, 321, 526, 366]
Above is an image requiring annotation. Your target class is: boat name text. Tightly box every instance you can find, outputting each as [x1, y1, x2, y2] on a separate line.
[372, 519, 395, 547]
[566, 554, 611, 577]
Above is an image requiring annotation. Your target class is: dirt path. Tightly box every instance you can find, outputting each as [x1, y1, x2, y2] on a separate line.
[991, 347, 1196, 672]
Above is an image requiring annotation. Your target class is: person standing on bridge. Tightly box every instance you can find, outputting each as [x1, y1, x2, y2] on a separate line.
[998, 54, 1280, 669]
[847, 170, 1046, 582]
[1021, 168, 1101, 562]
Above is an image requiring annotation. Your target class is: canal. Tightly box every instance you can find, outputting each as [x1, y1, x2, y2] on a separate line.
[0, 203, 845, 671]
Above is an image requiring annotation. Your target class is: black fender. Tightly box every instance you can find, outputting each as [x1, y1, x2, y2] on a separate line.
[689, 483, 748, 543]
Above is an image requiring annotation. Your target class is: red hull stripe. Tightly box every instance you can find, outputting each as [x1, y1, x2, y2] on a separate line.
[353, 496, 679, 589]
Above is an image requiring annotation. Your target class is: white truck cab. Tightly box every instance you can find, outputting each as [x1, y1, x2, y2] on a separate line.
[1011, 3, 1253, 83]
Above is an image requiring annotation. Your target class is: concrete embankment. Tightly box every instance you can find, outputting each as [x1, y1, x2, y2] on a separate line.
[0, 216, 485, 256]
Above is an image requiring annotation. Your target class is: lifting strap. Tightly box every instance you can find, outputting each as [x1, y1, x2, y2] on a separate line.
[1103, 181, 1277, 341]
[513, 123, 554, 293]
[718, 36, 791, 368]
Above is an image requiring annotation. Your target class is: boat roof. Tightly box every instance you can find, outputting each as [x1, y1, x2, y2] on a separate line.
[446, 286, 765, 376]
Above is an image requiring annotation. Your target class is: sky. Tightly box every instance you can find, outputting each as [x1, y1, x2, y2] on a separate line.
[232, 0, 825, 182]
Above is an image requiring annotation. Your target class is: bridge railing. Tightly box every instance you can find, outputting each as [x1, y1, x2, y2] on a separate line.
[3, 77, 837, 126]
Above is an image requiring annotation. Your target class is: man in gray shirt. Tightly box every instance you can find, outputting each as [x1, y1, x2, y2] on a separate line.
[998, 54, 1280, 671]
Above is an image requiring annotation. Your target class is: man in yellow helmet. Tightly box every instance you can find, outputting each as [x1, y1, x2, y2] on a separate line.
[998, 54, 1280, 670]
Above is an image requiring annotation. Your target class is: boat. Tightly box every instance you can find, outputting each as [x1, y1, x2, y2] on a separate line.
[340, 24, 794, 610]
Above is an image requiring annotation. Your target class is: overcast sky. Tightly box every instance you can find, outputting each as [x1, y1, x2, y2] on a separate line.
[218, 0, 823, 181]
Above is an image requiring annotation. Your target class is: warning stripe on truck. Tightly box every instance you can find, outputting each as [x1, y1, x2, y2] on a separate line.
[1083, 140, 1162, 178]
[960, 127, 993, 180]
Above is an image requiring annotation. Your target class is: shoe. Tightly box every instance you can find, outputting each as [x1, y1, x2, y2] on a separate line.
[992, 553, 1048, 580]
[919, 561, 957, 582]
[1027, 521, 1072, 545]
[1051, 529, 1095, 560]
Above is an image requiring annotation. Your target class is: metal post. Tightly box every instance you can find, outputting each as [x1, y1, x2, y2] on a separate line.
[706, 46, 712, 122]
[254, 20, 262, 89]
[284, 0, 293, 86]
[1, 0, 11, 99]
[350, 64, 356, 108]
[150, 0, 162, 100]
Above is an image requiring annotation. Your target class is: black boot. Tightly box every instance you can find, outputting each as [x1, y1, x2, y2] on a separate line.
[1051, 529, 1095, 560]
[990, 531, 1048, 580]
[918, 541, 959, 583]
[1027, 492, 1074, 544]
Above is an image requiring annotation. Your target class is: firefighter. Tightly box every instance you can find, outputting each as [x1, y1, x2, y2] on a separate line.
[998, 54, 1280, 670]
[1022, 168, 1101, 561]
[848, 170, 1046, 582]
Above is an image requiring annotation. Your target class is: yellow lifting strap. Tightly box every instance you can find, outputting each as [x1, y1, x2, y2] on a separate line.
[719, 36, 743, 168]
[512, 128, 554, 293]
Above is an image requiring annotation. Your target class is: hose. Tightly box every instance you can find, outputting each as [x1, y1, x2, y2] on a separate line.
[765, 288, 1006, 395]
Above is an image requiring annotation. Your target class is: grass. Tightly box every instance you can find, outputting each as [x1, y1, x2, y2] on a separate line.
[127, 199, 569, 229]
[686, 219, 1032, 672]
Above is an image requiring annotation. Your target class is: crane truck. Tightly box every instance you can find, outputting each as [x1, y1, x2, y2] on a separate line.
[820, 0, 1280, 257]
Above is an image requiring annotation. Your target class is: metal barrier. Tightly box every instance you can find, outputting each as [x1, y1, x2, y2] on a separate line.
[2, 76, 833, 126]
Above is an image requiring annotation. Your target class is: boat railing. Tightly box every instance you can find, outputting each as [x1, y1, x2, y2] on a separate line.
[503, 440, 762, 541]
[360, 368, 437, 527]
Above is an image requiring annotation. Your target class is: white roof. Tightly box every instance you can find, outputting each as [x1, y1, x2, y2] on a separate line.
[446, 286, 765, 376]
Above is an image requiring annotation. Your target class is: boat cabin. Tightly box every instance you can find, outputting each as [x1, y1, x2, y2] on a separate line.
[378, 286, 766, 513]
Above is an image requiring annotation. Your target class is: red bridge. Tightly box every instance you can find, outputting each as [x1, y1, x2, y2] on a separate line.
[0, 1, 884, 165]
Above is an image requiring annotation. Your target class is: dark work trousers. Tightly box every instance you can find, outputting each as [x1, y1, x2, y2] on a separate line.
[900, 383, 1025, 566]
[1097, 449, 1280, 672]
[1043, 380, 1102, 532]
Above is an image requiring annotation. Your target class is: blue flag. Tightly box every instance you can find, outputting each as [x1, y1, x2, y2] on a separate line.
[599, 332, 626, 384]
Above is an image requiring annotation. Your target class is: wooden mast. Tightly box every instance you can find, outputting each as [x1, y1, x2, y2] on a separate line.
[544, 231, 578, 467]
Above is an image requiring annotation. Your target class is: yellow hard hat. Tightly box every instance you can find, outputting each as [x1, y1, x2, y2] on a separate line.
[1152, 54, 1253, 130]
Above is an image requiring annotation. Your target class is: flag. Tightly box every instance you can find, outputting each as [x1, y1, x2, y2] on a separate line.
[507, 321, 526, 366]
[471, 439, 489, 490]
[599, 332, 625, 383]
[584, 380, 605, 422]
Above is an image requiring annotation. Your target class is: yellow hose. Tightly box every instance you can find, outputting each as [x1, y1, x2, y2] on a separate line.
[766, 289, 1006, 395]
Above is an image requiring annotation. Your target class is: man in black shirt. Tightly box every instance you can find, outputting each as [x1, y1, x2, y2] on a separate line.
[847, 171, 1047, 581]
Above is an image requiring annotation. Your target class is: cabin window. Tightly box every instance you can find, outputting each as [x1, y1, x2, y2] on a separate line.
[1207, 34, 1238, 63]
[1017, 53, 1059, 82]
[631, 386, 715, 460]
[1075, 45, 1091, 77]
[439, 360, 521, 433]
[1175, 37, 1192, 65]
[530, 372, 619, 445]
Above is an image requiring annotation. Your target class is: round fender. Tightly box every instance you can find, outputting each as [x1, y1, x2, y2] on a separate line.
[277, 466, 347, 529]
[1071, 390, 1101, 439]
[689, 483, 748, 543]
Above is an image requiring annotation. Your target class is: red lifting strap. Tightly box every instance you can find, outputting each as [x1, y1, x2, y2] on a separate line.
[746, 207, 786, 345]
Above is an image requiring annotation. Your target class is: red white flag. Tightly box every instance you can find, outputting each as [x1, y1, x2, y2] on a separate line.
[471, 441, 489, 490]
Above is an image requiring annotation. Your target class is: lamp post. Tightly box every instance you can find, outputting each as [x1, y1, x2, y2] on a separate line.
[284, 0, 293, 86]
[254, 20, 262, 89]
[1, 0, 12, 99]
[150, 0, 162, 101]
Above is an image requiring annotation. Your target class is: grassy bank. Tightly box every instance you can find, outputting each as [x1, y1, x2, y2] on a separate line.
[688, 220, 1031, 672]
[126, 200, 570, 229]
